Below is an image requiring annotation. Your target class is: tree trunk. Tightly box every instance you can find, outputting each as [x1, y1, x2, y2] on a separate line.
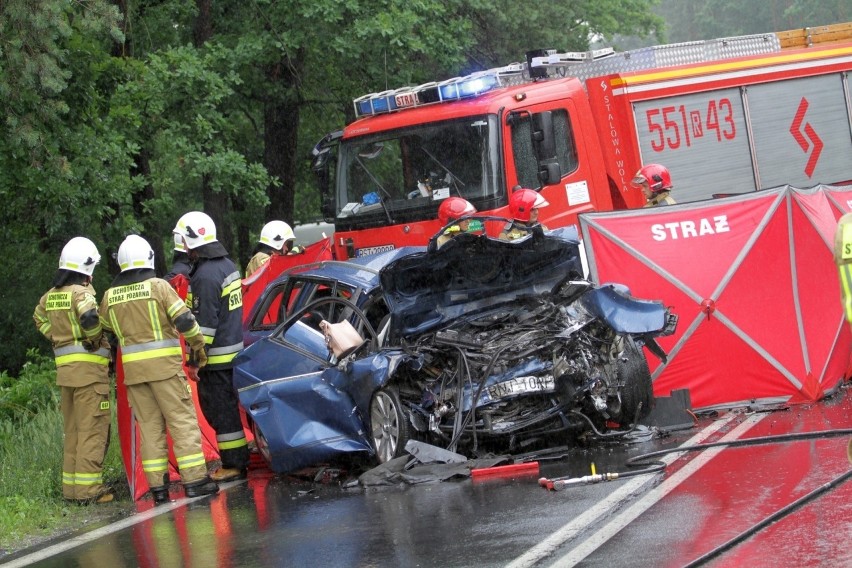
[194, 0, 213, 47]
[111, 0, 131, 57]
[202, 176, 235, 256]
[131, 148, 167, 276]
[263, 55, 303, 224]
[192, 0, 235, 256]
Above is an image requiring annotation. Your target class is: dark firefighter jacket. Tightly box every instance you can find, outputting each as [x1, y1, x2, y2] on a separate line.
[188, 242, 244, 369]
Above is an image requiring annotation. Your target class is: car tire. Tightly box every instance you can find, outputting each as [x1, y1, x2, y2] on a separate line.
[614, 336, 654, 423]
[252, 421, 272, 466]
[369, 386, 410, 464]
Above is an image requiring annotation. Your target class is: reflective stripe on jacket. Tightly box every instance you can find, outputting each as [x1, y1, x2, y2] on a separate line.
[34, 284, 109, 387]
[644, 191, 677, 207]
[245, 251, 270, 278]
[100, 277, 203, 384]
[188, 256, 244, 369]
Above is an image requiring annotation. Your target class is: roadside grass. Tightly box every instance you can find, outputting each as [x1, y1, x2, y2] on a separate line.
[0, 351, 127, 554]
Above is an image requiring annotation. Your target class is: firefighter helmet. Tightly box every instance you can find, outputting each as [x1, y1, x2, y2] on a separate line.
[173, 211, 217, 250]
[438, 197, 477, 225]
[58, 237, 101, 277]
[117, 234, 155, 272]
[259, 220, 295, 251]
[631, 163, 673, 193]
[173, 233, 187, 253]
[509, 189, 549, 223]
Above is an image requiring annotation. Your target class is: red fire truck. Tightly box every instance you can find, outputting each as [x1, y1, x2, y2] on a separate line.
[311, 23, 852, 259]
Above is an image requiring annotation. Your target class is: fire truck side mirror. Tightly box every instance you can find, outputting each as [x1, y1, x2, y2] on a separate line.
[538, 161, 561, 185]
[312, 131, 342, 222]
[320, 192, 335, 221]
[532, 112, 559, 185]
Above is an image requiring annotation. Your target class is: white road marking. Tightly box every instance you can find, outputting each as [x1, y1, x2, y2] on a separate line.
[506, 412, 762, 568]
[2, 480, 246, 568]
[552, 413, 765, 567]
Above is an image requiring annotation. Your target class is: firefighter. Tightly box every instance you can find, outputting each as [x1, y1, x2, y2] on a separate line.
[436, 197, 477, 248]
[33, 237, 113, 504]
[100, 235, 218, 502]
[498, 188, 550, 241]
[834, 211, 852, 323]
[832, 212, 852, 465]
[174, 211, 250, 482]
[245, 220, 303, 277]
[164, 233, 192, 282]
[631, 163, 676, 207]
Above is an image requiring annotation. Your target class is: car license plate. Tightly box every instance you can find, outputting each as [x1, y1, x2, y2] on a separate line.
[486, 375, 555, 400]
[356, 244, 395, 257]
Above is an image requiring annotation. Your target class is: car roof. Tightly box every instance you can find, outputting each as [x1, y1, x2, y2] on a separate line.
[275, 246, 425, 291]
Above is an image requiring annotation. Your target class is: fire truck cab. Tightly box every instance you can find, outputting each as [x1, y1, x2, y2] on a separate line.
[313, 23, 852, 259]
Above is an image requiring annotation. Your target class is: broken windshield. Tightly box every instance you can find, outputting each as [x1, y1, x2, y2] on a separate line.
[335, 115, 503, 225]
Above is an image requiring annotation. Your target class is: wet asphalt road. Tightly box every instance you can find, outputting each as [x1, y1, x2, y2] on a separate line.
[3, 388, 851, 568]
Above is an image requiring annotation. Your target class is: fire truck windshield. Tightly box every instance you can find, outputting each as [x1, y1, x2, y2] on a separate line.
[335, 115, 503, 228]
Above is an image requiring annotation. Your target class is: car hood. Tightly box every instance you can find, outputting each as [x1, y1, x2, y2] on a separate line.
[380, 226, 584, 340]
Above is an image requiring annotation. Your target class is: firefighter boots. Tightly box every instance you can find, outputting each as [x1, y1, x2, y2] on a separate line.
[184, 477, 219, 498]
[209, 467, 247, 482]
[149, 486, 170, 505]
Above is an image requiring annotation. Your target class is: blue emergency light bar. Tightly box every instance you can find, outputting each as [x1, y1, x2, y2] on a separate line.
[351, 49, 621, 119]
[353, 63, 525, 119]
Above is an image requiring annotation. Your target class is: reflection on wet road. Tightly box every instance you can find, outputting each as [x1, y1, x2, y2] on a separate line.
[4, 388, 851, 568]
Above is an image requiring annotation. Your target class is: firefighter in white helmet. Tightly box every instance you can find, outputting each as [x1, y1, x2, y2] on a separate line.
[245, 220, 302, 277]
[164, 233, 192, 282]
[99, 235, 218, 503]
[173, 211, 249, 482]
[33, 237, 113, 504]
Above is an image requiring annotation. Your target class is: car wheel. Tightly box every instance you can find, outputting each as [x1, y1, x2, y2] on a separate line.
[613, 336, 654, 423]
[252, 421, 272, 465]
[369, 386, 410, 464]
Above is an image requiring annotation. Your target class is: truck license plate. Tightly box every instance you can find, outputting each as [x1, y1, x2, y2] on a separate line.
[486, 375, 555, 400]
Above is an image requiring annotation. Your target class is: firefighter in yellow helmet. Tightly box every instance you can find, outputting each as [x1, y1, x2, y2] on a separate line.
[33, 237, 113, 504]
[100, 235, 219, 503]
[245, 220, 303, 277]
[174, 211, 249, 482]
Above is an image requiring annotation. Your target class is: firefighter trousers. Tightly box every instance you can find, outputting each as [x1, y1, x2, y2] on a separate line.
[197, 367, 249, 470]
[60, 383, 111, 501]
[126, 373, 208, 487]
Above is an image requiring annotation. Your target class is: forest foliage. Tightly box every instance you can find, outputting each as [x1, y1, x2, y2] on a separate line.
[1, 0, 848, 374]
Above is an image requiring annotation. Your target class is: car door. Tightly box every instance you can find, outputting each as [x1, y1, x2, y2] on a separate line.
[234, 297, 385, 473]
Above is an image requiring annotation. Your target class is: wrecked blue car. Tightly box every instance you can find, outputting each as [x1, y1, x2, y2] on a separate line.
[233, 226, 677, 474]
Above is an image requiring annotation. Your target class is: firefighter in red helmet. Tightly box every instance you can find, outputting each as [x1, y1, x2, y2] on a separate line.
[499, 188, 549, 241]
[436, 197, 477, 248]
[631, 163, 676, 207]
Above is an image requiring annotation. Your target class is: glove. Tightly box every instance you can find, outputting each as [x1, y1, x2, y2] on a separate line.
[82, 340, 98, 352]
[190, 344, 208, 369]
[186, 365, 200, 383]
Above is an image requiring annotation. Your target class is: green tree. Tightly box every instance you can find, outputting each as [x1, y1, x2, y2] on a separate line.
[0, 0, 125, 372]
[1, 0, 666, 374]
[658, 0, 852, 42]
[459, 0, 664, 67]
